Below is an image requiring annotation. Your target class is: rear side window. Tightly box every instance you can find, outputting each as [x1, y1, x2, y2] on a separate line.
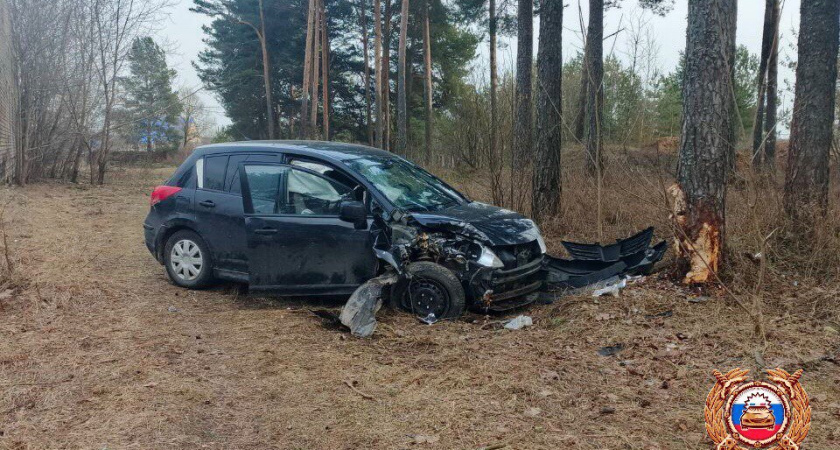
[204, 155, 228, 191]
[177, 165, 196, 188]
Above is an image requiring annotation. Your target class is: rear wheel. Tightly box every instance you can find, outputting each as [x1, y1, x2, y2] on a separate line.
[164, 230, 214, 289]
[391, 262, 466, 320]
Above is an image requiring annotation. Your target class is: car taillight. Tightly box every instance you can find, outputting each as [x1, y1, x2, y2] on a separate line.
[150, 186, 182, 206]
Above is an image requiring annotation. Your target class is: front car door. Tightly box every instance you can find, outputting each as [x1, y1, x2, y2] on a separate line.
[239, 163, 378, 294]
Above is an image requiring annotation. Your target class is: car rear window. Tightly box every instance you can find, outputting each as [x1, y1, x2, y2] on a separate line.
[204, 155, 228, 191]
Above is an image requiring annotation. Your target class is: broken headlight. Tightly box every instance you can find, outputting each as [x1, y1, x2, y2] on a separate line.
[476, 246, 505, 268]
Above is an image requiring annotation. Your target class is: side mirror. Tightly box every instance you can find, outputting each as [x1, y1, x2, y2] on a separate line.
[339, 200, 367, 229]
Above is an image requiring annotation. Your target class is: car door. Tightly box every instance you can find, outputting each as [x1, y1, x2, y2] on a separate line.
[239, 163, 378, 294]
[194, 154, 249, 274]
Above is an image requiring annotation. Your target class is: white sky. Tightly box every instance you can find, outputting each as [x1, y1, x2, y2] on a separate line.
[158, 0, 801, 131]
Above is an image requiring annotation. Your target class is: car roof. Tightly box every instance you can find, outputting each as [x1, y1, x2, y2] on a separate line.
[193, 140, 396, 162]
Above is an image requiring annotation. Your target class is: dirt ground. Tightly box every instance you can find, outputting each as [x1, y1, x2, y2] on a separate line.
[1, 164, 839, 449]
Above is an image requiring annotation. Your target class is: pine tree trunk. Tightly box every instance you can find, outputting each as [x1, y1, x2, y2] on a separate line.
[513, 0, 533, 170]
[751, 0, 775, 168]
[360, 0, 373, 145]
[373, 0, 383, 148]
[423, 0, 433, 164]
[763, 0, 779, 169]
[310, 0, 321, 135]
[301, 0, 316, 138]
[532, 0, 562, 224]
[321, 0, 330, 140]
[574, 40, 588, 142]
[382, 0, 394, 151]
[584, 0, 603, 176]
[258, 0, 275, 139]
[489, 0, 497, 171]
[671, 0, 737, 284]
[783, 0, 840, 224]
[396, 0, 409, 155]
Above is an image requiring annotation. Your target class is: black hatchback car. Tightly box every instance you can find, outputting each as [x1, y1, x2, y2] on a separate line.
[144, 141, 547, 319]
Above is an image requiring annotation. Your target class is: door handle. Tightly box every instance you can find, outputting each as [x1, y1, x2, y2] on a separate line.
[199, 200, 216, 208]
[254, 228, 278, 235]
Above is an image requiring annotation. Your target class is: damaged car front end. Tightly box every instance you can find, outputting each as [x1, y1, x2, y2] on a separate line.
[344, 156, 548, 319]
[377, 205, 547, 315]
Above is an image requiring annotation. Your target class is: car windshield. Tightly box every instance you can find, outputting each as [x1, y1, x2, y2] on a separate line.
[345, 157, 463, 212]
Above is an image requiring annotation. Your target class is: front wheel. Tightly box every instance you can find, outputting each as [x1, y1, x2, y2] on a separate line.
[163, 230, 214, 289]
[390, 262, 466, 320]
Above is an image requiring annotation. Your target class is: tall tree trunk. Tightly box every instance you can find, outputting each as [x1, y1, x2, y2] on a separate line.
[532, 0, 562, 224]
[783, 0, 839, 224]
[489, 0, 497, 171]
[373, 0, 383, 148]
[321, 0, 330, 140]
[396, 0, 409, 155]
[763, 0, 779, 169]
[574, 40, 588, 142]
[671, 0, 737, 284]
[422, 0, 432, 164]
[751, 0, 775, 168]
[512, 0, 533, 170]
[301, 0, 316, 138]
[258, 0, 275, 139]
[360, 0, 373, 145]
[310, 0, 321, 136]
[382, 0, 394, 151]
[584, 0, 603, 176]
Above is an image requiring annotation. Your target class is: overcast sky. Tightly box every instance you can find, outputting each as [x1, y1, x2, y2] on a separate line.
[159, 0, 802, 131]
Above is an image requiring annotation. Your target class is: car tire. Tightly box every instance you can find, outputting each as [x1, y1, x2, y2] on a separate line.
[164, 230, 214, 289]
[390, 262, 466, 320]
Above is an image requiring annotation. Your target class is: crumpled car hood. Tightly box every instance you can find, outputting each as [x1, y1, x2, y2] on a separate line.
[409, 202, 540, 246]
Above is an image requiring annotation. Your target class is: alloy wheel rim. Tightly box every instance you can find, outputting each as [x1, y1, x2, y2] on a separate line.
[170, 239, 203, 281]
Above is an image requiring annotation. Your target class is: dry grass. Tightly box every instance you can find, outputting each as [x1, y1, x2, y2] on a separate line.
[1, 151, 839, 449]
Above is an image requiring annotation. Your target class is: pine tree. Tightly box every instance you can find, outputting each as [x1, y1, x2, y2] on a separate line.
[783, 0, 840, 225]
[672, 0, 737, 284]
[121, 37, 182, 151]
[532, 0, 562, 223]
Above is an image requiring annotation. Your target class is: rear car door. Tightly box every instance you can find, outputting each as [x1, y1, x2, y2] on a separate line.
[194, 154, 249, 274]
[239, 163, 378, 294]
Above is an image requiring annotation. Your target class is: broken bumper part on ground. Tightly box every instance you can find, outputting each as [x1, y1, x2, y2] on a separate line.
[541, 229, 667, 292]
[339, 273, 398, 338]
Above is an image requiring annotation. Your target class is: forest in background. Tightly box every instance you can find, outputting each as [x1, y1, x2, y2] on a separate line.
[1, 0, 840, 289]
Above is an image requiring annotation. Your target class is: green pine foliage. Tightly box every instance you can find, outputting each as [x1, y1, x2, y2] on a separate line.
[121, 37, 183, 151]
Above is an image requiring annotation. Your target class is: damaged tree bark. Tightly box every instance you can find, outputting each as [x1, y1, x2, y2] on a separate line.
[671, 0, 737, 284]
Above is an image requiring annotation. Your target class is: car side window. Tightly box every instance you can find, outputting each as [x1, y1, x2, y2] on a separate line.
[244, 165, 284, 214]
[225, 154, 248, 193]
[204, 155, 228, 191]
[289, 158, 359, 192]
[177, 164, 196, 188]
[284, 168, 352, 216]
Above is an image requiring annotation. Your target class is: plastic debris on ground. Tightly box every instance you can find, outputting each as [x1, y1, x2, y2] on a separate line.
[592, 278, 627, 297]
[339, 272, 398, 338]
[503, 315, 533, 330]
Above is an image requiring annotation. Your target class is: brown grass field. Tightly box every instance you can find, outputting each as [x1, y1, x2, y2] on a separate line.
[1, 150, 839, 449]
